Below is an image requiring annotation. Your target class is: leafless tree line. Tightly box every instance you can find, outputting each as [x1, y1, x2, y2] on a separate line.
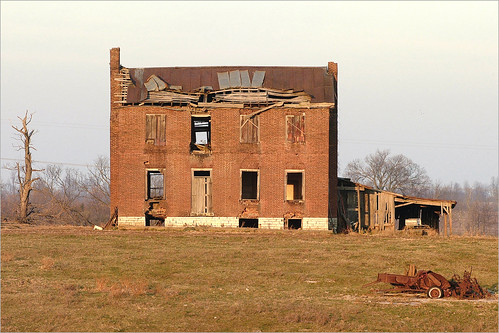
[1, 156, 110, 226]
[425, 178, 498, 236]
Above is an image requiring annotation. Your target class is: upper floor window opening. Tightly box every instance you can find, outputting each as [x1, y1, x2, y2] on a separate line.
[191, 115, 211, 152]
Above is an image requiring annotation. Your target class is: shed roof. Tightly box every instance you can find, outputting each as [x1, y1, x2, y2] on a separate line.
[338, 178, 457, 208]
[125, 66, 336, 104]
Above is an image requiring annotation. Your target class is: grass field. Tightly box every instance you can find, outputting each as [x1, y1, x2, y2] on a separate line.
[1, 225, 498, 332]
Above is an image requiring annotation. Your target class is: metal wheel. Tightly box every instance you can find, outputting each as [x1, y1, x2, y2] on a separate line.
[427, 286, 443, 299]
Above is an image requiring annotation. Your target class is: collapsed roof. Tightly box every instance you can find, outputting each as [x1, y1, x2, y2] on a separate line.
[117, 66, 337, 107]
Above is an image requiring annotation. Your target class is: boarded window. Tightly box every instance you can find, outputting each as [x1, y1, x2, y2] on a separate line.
[241, 170, 258, 200]
[286, 172, 303, 201]
[147, 170, 164, 199]
[240, 115, 259, 143]
[286, 114, 305, 143]
[145, 114, 166, 146]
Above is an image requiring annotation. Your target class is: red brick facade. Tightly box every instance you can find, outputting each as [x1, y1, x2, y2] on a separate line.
[110, 48, 338, 229]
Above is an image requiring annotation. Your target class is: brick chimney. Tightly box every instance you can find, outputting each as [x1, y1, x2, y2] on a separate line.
[110, 47, 120, 71]
[327, 61, 338, 80]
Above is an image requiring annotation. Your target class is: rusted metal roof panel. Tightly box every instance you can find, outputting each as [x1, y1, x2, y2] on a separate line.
[126, 66, 336, 103]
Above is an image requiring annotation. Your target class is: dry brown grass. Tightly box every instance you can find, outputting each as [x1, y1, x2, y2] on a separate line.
[1, 252, 14, 263]
[94, 277, 154, 298]
[1, 226, 497, 332]
[39, 256, 55, 270]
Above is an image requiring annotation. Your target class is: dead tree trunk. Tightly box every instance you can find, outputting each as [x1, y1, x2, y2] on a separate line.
[12, 111, 40, 223]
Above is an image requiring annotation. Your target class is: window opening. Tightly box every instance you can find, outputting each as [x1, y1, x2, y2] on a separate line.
[286, 172, 303, 201]
[287, 219, 302, 229]
[241, 171, 258, 200]
[147, 170, 164, 199]
[286, 114, 305, 143]
[191, 116, 211, 152]
[239, 218, 258, 228]
[145, 114, 166, 146]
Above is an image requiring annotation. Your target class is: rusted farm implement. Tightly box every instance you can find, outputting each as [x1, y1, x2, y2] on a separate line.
[364, 265, 490, 299]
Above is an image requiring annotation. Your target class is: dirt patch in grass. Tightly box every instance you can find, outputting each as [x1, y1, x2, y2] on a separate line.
[1, 226, 497, 332]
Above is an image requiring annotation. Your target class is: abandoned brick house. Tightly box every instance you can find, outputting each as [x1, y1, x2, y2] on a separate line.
[110, 48, 338, 230]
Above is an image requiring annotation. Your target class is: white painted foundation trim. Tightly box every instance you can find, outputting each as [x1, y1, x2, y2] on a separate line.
[258, 218, 285, 229]
[165, 216, 239, 228]
[118, 216, 146, 226]
[118, 216, 330, 230]
[302, 217, 329, 230]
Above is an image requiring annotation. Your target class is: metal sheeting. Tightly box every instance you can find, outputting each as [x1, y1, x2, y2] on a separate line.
[240, 70, 251, 87]
[217, 72, 230, 89]
[144, 75, 167, 92]
[229, 70, 242, 87]
[251, 71, 265, 88]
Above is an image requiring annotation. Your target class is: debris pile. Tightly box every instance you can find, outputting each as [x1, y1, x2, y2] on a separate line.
[365, 264, 491, 299]
[449, 270, 491, 299]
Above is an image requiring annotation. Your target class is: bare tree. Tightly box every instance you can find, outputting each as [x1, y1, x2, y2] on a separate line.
[36, 165, 87, 225]
[35, 160, 110, 226]
[1, 170, 18, 220]
[79, 156, 110, 208]
[10, 111, 41, 223]
[344, 149, 431, 196]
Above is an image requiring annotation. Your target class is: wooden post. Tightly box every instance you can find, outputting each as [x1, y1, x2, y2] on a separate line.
[444, 209, 447, 237]
[449, 205, 453, 236]
[356, 187, 361, 232]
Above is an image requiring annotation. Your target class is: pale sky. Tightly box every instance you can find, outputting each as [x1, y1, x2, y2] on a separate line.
[1, 1, 498, 184]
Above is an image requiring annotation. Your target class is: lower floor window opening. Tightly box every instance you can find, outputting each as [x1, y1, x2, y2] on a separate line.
[239, 218, 258, 228]
[287, 218, 302, 229]
[145, 215, 165, 227]
[286, 172, 303, 201]
[147, 170, 164, 199]
[241, 170, 259, 200]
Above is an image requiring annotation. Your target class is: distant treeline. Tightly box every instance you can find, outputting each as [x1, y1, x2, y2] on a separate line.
[1, 156, 110, 227]
[420, 178, 498, 236]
